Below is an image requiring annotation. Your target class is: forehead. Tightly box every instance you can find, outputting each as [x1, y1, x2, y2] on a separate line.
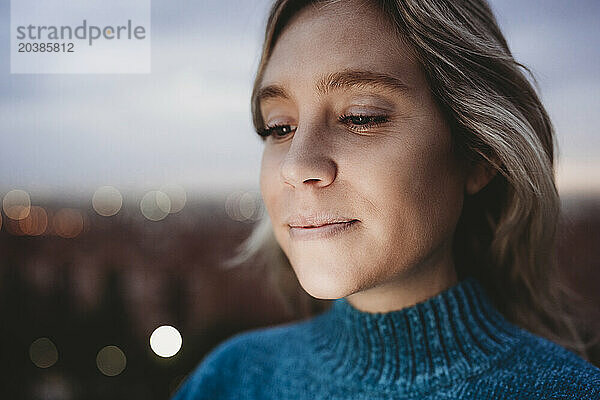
[260, 1, 424, 94]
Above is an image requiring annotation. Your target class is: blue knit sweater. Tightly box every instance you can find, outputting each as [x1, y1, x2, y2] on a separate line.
[172, 277, 600, 399]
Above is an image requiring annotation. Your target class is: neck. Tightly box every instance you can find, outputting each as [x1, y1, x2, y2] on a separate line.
[346, 250, 458, 313]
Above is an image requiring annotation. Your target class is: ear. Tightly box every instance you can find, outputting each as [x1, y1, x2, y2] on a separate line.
[465, 155, 499, 195]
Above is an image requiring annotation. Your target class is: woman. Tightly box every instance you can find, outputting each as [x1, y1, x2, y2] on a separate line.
[173, 0, 600, 398]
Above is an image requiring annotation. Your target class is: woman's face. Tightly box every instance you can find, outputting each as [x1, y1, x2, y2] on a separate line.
[258, 1, 470, 301]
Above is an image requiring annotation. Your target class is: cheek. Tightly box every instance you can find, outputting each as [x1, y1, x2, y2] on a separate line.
[365, 126, 464, 249]
[259, 147, 291, 249]
[259, 147, 280, 216]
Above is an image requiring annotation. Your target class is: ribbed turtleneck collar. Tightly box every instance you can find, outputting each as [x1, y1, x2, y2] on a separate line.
[307, 277, 522, 393]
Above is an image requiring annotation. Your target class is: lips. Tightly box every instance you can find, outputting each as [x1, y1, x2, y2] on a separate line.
[292, 221, 355, 228]
[285, 213, 360, 240]
[286, 214, 359, 228]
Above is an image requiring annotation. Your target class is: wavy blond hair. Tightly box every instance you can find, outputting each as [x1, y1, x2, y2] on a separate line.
[224, 0, 598, 361]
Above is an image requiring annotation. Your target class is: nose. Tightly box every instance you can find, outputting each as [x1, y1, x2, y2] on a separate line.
[279, 124, 337, 189]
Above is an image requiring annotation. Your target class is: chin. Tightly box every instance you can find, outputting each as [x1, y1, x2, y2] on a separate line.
[299, 280, 346, 300]
[291, 257, 359, 300]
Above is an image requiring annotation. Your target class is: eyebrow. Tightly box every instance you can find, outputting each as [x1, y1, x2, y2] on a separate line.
[255, 68, 410, 105]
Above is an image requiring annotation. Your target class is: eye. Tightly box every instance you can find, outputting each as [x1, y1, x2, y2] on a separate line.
[256, 114, 389, 139]
[338, 113, 389, 132]
[257, 124, 297, 140]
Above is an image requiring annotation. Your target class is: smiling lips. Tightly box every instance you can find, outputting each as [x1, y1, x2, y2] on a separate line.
[286, 214, 360, 240]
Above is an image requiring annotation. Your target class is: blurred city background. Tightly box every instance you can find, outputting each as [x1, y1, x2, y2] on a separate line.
[1, 0, 599, 399]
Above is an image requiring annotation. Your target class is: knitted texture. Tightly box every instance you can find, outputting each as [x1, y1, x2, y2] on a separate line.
[171, 277, 600, 399]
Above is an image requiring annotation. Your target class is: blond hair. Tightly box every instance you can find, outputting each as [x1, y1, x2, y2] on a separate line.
[225, 0, 598, 361]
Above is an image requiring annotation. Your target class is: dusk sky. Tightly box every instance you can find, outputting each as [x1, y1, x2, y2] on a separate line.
[1, 0, 598, 200]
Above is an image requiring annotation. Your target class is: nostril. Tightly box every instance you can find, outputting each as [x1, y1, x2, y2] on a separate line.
[303, 178, 321, 184]
[280, 155, 337, 188]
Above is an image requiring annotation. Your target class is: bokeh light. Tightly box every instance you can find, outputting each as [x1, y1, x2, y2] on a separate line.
[225, 190, 264, 222]
[4, 214, 25, 235]
[225, 191, 245, 222]
[159, 184, 186, 214]
[19, 206, 48, 236]
[29, 338, 59, 368]
[239, 191, 260, 220]
[140, 191, 171, 221]
[149, 325, 182, 358]
[53, 208, 84, 238]
[96, 345, 127, 377]
[3, 189, 31, 220]
[92, 186, 123, 217]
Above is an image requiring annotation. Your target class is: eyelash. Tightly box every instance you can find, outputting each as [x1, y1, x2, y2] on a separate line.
[257, 114, 389, 139]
